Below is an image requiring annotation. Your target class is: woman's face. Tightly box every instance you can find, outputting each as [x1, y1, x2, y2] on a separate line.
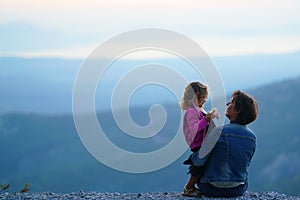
[226, 98, 239, 121]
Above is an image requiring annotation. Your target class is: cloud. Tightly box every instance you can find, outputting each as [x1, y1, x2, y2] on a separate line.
[1, 0, 300, 57]
[199, 35, 300, 56]
[2, 34, 300, 59]
[1, 0, 300, 36]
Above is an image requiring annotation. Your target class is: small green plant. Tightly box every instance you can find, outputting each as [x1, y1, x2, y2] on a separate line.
[0, 184, 10, 191]
[20, 184, 32, 193]
[0, 183, 32, 193]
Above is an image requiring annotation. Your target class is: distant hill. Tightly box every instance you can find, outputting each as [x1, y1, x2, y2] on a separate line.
[1, 52, 300, 113]
[0, 76, 300, 195]
[0, 57, 80, 113]
[247, 76, 300, 195]
[0, 105, 185, 193]
[0, 22, 79, 51]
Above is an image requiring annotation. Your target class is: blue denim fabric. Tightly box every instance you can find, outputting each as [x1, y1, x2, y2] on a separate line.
[198, 181, 248, 198]
[192, 122, 256, 183]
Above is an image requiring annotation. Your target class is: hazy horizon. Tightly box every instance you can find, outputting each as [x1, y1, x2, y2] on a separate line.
[1, 0, 300, 58]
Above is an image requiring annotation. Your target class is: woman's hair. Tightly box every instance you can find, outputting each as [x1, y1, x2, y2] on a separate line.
[232, 90, 258, 125]
[180, 82, 208, 110]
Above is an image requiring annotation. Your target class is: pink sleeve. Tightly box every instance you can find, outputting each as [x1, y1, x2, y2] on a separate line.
[198, 112, 209, 131]
[186, 108, 209, 135]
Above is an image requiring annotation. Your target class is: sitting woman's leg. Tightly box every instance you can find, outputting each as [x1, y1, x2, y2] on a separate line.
[197, 181, 248, 198]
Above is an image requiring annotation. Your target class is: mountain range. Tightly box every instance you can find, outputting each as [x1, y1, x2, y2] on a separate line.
[0, 75, 300, 195]
[1, 51, 300, 113]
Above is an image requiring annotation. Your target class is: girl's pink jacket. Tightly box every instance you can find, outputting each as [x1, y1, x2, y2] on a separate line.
[183, 106, 209, 150]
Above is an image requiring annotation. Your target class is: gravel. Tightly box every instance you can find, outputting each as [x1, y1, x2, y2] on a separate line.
[0, 191, 299, 200]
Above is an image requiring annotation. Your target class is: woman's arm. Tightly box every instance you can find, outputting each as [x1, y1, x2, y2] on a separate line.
[192, 126, 222, 166]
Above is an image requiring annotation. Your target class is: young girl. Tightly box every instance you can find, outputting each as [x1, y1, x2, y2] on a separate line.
[180, 81, 216, 197]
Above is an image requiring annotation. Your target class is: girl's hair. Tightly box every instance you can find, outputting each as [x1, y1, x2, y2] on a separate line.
[231, 90, 258, 125]
[180, 82, 208, 110]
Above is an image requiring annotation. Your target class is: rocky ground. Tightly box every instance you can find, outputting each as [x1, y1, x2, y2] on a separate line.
[0, 191, 299, 200]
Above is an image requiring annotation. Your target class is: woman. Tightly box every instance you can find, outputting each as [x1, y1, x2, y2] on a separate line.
[190, 90, 258, 197]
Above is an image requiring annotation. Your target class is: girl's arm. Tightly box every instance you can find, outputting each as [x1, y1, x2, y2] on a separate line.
[186, 108, 209, 134]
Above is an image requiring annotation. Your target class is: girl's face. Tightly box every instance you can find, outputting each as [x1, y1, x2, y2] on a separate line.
[197, 94, 208, 108]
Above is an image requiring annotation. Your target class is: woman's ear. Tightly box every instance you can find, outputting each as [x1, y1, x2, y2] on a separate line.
[232, 102, 241, 114]
[233, 107, 240, 114]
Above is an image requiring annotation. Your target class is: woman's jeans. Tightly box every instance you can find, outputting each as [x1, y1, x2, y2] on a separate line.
[189, 164, 248, 198]
[197, 181, 248, 198]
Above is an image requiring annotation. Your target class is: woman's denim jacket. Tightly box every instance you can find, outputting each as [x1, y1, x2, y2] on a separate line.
[192, 122, 256, 183]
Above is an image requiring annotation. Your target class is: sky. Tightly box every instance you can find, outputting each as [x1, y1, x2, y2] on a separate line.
[1, 0, 300, 58]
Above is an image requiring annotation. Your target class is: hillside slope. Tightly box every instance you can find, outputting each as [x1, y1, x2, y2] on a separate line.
[0, 76, 300, 195]
[248, 77, 300, 195]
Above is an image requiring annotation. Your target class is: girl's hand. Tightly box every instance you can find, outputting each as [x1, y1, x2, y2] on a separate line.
[205, 108, 220, 121]
[212, 112, 220, 119]
[205, 113, 212, 122]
